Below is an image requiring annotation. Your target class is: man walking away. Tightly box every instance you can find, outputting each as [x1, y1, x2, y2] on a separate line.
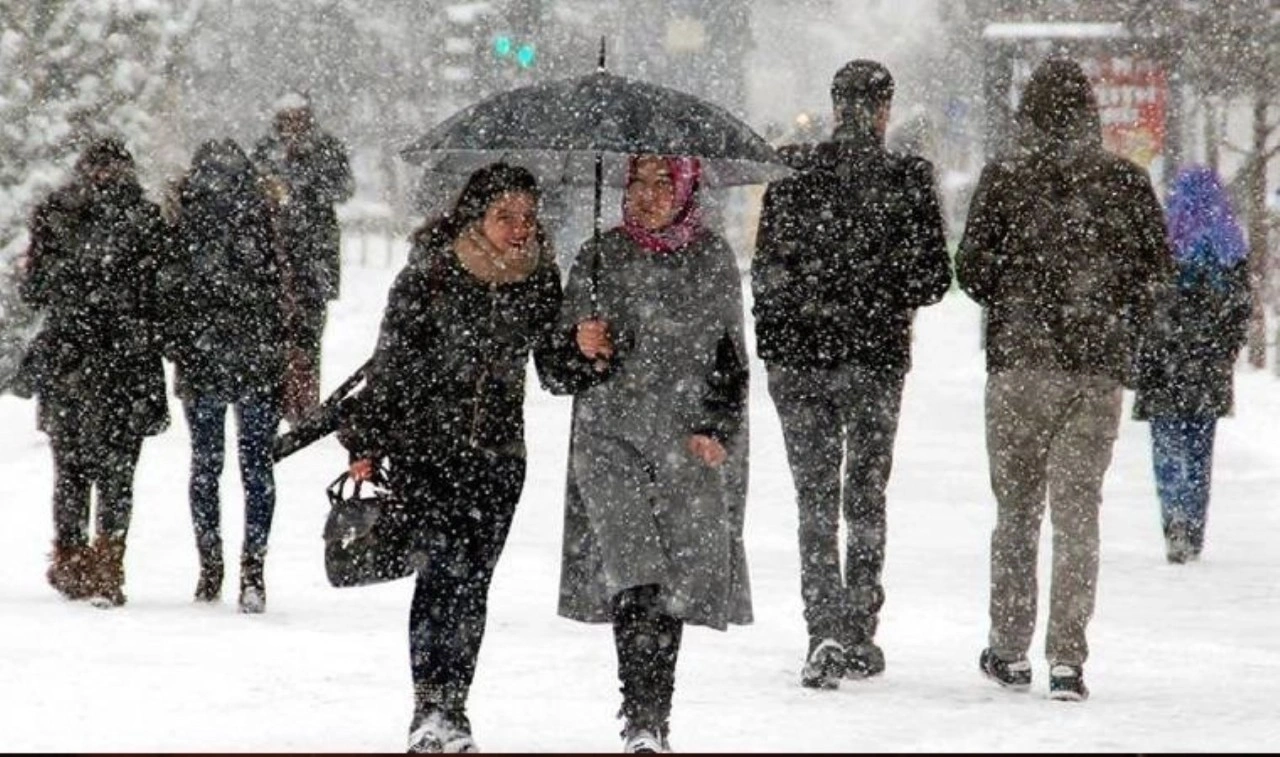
[752, 59, 952, 689]
[956, 57, 1173, 702]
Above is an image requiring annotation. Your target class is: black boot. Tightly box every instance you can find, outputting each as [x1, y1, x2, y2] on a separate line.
[238, 550, 266, 614]
[195, 536, 224, 603]
[613, 586, 680, 753]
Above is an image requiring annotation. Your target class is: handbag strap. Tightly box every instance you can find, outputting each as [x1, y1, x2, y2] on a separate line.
[326, 466, 390, 507]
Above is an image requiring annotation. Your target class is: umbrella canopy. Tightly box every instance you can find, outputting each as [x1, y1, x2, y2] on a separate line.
[400, 70, 791, 188]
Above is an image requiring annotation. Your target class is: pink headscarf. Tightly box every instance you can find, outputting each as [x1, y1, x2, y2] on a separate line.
[620, 155, 704, 254]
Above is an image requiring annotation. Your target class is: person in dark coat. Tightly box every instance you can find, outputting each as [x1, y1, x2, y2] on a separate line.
[1134, 165, 1251, 564]
[20, 137, 170, 607]
[165, 138, 287, 611]
[956, 57, 1174, 702]
[339, 163, 586, 754]
[561, 154, 751, 754]
[750, 59, 952, 688]
[251, 92, 353, 425]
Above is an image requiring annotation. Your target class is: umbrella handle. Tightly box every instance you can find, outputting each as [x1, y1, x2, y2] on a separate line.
[590, 151, 603, 317]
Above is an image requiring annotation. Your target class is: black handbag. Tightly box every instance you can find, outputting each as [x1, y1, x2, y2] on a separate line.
[323, 468, 422, 588]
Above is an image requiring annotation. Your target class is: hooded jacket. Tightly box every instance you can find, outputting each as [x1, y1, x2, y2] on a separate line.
[167, 141, 287, 402]
[956, 58, 1174, 386]
[21, 167, 170, 439]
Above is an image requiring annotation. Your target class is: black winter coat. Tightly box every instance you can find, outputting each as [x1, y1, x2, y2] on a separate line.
[251, 130, 352, 306]
[1133, 262, 1251, 419]
[166, 154, 287, 402]
[956, 137, 1174, 386]
[339, 231, 587, 468]
[20, 178, 170, 440]
[751, 127, 953, 371]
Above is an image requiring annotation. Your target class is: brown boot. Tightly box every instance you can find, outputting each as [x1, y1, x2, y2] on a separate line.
[47, 542, 96, 600]
[90, 536, 128, 608]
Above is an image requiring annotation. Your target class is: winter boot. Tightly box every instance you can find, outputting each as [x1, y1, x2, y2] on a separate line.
[89, 535, 128, 608]
[194, 539, 224, 603]
[46, 542, 96, 600]
[800, 637, 846, 689]
[238, 551, 266, 614]
[979, 647, 1031, 691]
[1048, 664, 1089, 702]
[844, 641, 886, 679]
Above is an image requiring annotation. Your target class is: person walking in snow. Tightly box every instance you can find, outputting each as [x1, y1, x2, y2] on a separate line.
[20, 137, 170, 608]
[251, 91, 353, 426]
[956, 56, 1174, 702]
[338, 163, 587, 753]
[558, 154, 752, 753]
[750, 59, 952, 688]
[1133, 165, 1251, 564]
[164, 139, 288, 612]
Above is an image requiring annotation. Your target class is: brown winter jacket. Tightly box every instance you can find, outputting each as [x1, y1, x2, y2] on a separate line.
[956, 141, 1173, 386]
[956, 60, 1177, 393]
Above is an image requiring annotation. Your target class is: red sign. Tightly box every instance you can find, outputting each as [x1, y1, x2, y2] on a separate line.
[1082, 56, 1168, 168]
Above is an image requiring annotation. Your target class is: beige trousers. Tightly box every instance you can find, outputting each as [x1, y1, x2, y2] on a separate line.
[985, 369, 1123, 667]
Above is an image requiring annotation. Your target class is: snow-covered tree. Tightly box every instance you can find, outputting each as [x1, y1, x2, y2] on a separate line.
[0, 0, 201, 260]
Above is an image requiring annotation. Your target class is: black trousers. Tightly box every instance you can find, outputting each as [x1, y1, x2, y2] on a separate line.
[766, 362, 904, 648]
[406, 449, 525, 722]
[612, 584, 683, 733]
[50, 428, 143, 549]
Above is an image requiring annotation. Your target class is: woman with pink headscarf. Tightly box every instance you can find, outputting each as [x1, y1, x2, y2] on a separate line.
[555, 154, 752, 753]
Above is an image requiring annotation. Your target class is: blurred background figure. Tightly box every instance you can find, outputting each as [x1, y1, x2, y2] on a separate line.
[251, 91, 353, 426]
[165, 138, 288, 611]
[1134, 165, 1251, 564]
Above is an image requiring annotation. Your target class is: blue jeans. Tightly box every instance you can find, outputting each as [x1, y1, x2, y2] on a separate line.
[1150, 416, 1217, 550]
[184, 394, 282, 558]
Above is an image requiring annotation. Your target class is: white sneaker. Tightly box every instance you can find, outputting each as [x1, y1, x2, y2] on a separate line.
[408, 711, 448, 754]
[622, 726, 669, 754]
[409, 710, 478, 754]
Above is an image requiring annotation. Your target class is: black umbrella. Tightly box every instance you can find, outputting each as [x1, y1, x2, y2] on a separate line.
[400, 41, 791, 241]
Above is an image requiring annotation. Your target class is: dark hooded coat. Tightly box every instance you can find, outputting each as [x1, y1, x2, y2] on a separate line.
[956, 59, 1174, 386]
[20, 146, 170, 440]
[166, 140, 287, 402]
[1132, 263, 1250, 419]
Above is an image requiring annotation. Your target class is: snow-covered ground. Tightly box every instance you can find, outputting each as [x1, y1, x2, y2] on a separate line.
[4, 239, 1280, 752]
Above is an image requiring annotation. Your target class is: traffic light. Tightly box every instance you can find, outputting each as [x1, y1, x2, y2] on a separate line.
[492, 33, 537, 69]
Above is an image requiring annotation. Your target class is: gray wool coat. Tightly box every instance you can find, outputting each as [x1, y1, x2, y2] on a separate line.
[557, 228, 752, 630]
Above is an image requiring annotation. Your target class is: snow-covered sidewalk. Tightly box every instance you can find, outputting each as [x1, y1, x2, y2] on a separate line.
[3, 247, 1279, 752]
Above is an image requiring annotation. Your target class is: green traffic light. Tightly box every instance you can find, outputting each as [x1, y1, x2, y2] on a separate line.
[516, 43, 536, 68]
[494, 35, 513, 57]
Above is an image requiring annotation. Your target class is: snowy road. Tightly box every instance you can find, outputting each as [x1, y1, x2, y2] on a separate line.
[3, 245, 1279, 752]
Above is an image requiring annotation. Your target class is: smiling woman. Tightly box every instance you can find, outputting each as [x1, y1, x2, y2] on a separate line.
[336, 162, 598, 754]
